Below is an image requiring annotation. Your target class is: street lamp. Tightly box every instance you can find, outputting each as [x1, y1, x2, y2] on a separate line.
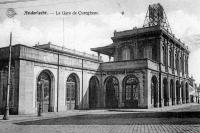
[3, 32, 12, 120]
[3, 8, 17, 120]
[37, 80, 44, 116]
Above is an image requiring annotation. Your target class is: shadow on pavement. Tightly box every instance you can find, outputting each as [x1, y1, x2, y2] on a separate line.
[15, 111, 200, 125]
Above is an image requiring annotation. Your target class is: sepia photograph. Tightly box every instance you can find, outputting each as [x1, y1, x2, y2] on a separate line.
[0, 0, 200, 133]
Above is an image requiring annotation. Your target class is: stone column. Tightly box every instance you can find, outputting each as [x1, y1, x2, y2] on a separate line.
[118, 77, 123, 108]
[158, 36, 164, 107]
[108, 56, 111, 62]
[102, 77, 106, 108]
[98, 52, 100, 61]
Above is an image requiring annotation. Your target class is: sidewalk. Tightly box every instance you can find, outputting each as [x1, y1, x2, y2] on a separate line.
[0, 109, 107, 123]
[0, 103, 199, 122]
[109, 103, 199, 112]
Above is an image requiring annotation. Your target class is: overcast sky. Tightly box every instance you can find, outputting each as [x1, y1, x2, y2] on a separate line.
[0, 0, 200, 84]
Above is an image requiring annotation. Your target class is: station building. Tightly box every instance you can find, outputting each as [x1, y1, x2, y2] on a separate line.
[0, 3, 190, 114]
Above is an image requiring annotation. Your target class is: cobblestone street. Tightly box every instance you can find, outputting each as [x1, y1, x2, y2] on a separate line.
[0, 103, 200, 133]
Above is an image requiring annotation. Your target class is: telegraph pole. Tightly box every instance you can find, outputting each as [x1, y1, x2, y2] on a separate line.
[3, 32, 12, 120]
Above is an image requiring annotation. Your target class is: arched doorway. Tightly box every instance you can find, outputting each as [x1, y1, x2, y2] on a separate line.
[176, 80, 180, 104]
[163, 78, 168, 106]
[66, 73, 80, 110]
[37, 70, 54, 113]
[89, 76, 99, 108]
[181, 81, 185, 104]
[186, 82, 189, 103]
[151, 76, 158, 107]
[170, 79, 174, 105]
[105, 76, 119, 108]
[123, 75, 139, 108]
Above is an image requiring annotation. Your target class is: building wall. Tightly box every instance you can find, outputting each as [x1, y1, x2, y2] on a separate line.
[113, 37, 159, 62]
[0, 33, 191, 114]
[100, 69, 148, 108]
[0, 60, 19, 114]
[109, 29, 190, 109]
[0, 45, 101, 114]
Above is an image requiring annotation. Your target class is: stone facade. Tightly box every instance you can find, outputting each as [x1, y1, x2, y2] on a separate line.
[0, 26, 190, 115]
[92, 25, 190, 109]
[0, 44, 101, 114]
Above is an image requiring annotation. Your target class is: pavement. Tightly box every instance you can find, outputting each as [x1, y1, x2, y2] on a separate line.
[0, 103, 200, 133]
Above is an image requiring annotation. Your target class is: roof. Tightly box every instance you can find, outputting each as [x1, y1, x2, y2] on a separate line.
[34, 43, 101, 61]
[90, 43, 115, 56]
[91, 25, 190, 55]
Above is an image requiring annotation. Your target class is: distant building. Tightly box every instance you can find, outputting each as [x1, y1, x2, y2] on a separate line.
[0, 3, 191, 115]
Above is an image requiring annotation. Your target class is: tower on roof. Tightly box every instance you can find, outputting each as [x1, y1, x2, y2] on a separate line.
[143, 3, 172, 33]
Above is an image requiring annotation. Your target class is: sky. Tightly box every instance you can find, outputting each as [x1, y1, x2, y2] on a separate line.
[0, 0, 200, 84]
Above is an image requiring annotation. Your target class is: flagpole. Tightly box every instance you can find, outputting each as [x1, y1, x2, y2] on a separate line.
[3, 32, 12, 120]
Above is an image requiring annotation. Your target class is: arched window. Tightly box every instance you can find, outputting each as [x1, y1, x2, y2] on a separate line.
[185, 83, 189, 103]
[105, 76, 119, 108]
[122, 47, 130, 60]
[163, 78, 168, 106]
[176, 80, 180, 104]
[151, 76, 158, 107]
[181, 81, 185, 103]
[37, 70, 54, 112]
[123, 75, 139, 108]
[89, 76, 99, 108]
[66, 73, 80, 110]
[170, 79, 174, 105]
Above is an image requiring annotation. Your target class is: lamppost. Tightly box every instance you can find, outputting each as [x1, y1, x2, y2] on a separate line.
[3, 8, 17, 120]
[3, 33, 12, 120]
[37, 80, 44, 116]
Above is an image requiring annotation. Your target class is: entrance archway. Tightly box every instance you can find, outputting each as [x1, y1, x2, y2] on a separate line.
[151, 76, 158, 107]
[186, 82, 189, 103]
[105, 76, 119, 108]
[123, 75, 139, 108]
[176, 80, 180, 104]
[163, 78, 168, 106]
[89, 76, 99, 108]
[170, 79, 174, 105]
[66, 73, 80, 110]
[181, 81, 185, 104]
[37, 70, 54, 113]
